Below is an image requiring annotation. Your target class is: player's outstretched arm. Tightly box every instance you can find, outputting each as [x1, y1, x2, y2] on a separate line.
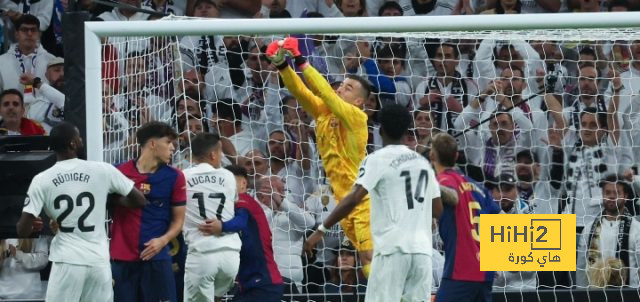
[266, 40, 325, 118]
[303, 185, 368, 256]
[281, 37, 365, 131]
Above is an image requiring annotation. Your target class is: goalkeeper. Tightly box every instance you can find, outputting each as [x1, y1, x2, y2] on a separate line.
[266, 37, 374, 276]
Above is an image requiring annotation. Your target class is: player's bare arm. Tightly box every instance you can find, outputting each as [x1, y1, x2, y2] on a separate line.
[439, 185, 459, 207]
[140, 205, 186, 261]
[16, 213, 43, 238]
[108, 187, 147, 208]
[304, 185, 368, 257]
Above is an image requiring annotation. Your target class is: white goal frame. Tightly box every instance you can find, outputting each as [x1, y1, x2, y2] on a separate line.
[84, 12, 640, 161]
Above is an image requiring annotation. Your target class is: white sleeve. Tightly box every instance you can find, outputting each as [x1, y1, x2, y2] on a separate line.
[37, 83, 65, 109]
[354, 155, 380, 193]
[29, 0, 54, 31]
[319, 0, 344, 17]
[631, 221, 640, 287]
[104, 164, 135, 196]
[14, 236, 49, 270]
[23, 175, 45, 217]
[280, 198, 315, 231]
[426, 166, 441, 200]
[0, 0, 19, 11]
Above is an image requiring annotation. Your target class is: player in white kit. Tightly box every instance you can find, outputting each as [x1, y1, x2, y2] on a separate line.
[16, 122, 146, 302]
[305, 104, 443, 302]
[182, 133, 241, 302]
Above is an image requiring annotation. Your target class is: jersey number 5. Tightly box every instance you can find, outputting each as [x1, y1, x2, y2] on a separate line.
[192, 192, 226, 220]
[400, 169, 429, 210]
[53, 192, 95, 233]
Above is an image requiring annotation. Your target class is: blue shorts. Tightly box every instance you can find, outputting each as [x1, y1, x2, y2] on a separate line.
[111, 260, 177, 302]
[231, 284, 284, 302]
[435, 278, 492, 302]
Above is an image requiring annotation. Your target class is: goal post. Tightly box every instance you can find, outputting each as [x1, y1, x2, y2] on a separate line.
[84, 11, 640, 298]
[84, 12, 640, 161]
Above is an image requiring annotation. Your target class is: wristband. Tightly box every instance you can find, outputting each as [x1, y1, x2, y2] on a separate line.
[33, 77, 42, 89]
[294, 56, 307, 67]
[317, 224, 329, 233]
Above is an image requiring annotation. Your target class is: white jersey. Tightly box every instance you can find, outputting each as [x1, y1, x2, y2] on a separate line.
[22, 158, 134, 266]
[356, 145, 440, 256]
[183, 163, 240, 253]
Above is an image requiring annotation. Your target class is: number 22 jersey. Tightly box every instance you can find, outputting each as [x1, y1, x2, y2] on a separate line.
[182, 163, 240, 253]
[437, 168, 500, 282]
[23, 158, 134, 266]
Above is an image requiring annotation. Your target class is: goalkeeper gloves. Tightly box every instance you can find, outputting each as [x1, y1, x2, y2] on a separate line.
[266, 40, 288, 69]
[265, 37, 308, 70]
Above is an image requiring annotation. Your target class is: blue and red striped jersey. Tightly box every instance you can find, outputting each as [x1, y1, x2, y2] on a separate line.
[438, 168, 500, 282]
[233, 193, 283, 291]
[110, 160, 187, 261]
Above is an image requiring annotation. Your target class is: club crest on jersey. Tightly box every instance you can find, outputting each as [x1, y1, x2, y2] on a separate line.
[140, 183, 151, 194]
[329, 117, 339, 128]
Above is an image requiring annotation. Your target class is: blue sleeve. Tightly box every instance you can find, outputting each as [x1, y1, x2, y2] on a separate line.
[482, 188, 501, 214]
[361, 59, 397, 94]
[222, 208, 249, 233]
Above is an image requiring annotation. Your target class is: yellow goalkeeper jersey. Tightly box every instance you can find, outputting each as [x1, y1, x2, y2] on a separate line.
[280, 66, 368, 201]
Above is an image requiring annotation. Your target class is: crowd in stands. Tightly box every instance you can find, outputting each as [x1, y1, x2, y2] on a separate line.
[2, 0, 640, 299]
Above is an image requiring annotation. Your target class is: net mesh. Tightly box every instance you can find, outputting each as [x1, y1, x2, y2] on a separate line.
[99, 17, 640, 298]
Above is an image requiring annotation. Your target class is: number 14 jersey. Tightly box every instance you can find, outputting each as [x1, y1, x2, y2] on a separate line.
[355, 145, 440, 256]
[183, 163, 240, 253]
[23, 158, 134, 266]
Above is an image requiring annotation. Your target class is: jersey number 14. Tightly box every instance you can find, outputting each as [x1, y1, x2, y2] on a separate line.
[400, 169, 429, 210]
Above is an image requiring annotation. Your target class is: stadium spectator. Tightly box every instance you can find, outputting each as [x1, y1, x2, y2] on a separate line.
[609, 41, 640, 165]
[337, 0, 366, 16]
[514, 150, 563, 214]
[0, 237, 50, 299]
[175, 115, 210, 169]
[562, 64, 607, 145]
[608, 0, 632, 11]
[110, 122, 187, 302]
[488, 174, 537, 290]
[577, 174, 640, 287]
[413, 106, 437, 154]
[0, 0, 53, 32]
[576, 0, 602, 12]
[20, 56, 65, 133]
[376, 44, 412, 107]
[143, 0, 184, 15]
[120, 52, 171, 123]
[190, 0, 219, 16]
[474, 39, 542, 94]
[212, 99, 257, 160]
[98, 0, 151, 21]
[408, 0, 458, 15]
[377, 1, 403, 15]
[554, 107, 632, 229]
[256, 175, 314, 293]
[266, 129, 313, 205]
[480, 0, 522, 13]
[487, 173, 532, 214]
[323, 240, 367, 295]
[517, 0, 562, 13]
[102, 81, 131, 163]
[364, 89, 383, 153]
[197, 0, 259, 18]
[414, 42, 478, 135]
[284, 0, 343, 18]
[243, 149, 270, 190]
[0, 89, 45, 135]
[0, 15, 54, 93]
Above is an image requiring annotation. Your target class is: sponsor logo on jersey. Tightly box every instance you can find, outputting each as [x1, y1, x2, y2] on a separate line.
[24, 196, 30, 206]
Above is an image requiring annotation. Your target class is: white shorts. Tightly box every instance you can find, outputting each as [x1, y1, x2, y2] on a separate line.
[365, 253, 433, 302]
[46, 262, 113, 302]
[184, 249, 240, 301]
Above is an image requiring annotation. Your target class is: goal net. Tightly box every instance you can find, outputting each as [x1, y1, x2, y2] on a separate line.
[90, 14, 640, 300]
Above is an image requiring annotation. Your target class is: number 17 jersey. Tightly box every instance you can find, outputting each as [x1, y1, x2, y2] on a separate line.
[183, 163, 240, 253]
[22, 158, 134, 266]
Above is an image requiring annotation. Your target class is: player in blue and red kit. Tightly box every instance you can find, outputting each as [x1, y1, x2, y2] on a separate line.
[428, 133, 501, 302]
[204, 165, 284, 302]
[110, 121, 187, 302]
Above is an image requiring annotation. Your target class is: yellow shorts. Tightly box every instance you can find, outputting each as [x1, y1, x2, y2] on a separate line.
[339, 198, 373, 252]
